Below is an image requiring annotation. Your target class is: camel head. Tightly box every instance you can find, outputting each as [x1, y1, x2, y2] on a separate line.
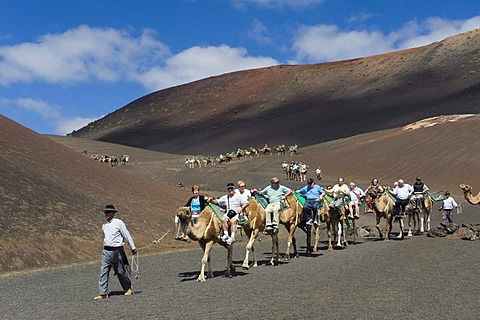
[459, 184, 471, 193]
[365, 186, 379, 199]
[176, 206, 192, 221]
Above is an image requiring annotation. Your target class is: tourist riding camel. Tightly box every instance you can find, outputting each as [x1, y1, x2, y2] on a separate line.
[252, 177, 293, 233]
[297, 178, 324, 225]
[324, 177, 350, 219]
[391, 179, 413, 217]
[348, 182, 364, 219]
[208, 182, 249, 245]
[411, 177, 429, 209]
[235, 180, 251, 222]
[365, 178, 384, 213]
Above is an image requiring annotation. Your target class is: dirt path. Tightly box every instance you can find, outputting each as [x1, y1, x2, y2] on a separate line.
[1, 206, 478, 320]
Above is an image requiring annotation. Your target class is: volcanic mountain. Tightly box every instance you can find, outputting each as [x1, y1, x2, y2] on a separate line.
[71, 29, 480, 155]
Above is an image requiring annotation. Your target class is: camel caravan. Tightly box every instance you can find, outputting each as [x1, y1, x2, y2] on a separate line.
[175, 177, 467, 282]
[89, 154, 129, 166]
[184, 144, 300, 169]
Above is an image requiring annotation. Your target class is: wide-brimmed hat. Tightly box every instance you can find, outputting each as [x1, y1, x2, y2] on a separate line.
[103, 204, 118, 213]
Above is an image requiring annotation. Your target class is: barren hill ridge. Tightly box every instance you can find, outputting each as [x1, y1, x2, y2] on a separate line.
[71, 29, 480, 154]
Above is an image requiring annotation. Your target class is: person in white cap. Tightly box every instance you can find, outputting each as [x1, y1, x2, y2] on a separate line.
[94, 205, 136, 300]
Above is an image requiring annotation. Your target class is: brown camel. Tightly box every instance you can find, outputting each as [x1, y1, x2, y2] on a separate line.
[278, 194, 303, 260]
[243, 194, 302, 265]
[406, 195, 433, 236]
[459, 184, 480, 205]
[176, 206, 234, 282]
[365, 187, 404, 241]
[241, 197, 266, 269]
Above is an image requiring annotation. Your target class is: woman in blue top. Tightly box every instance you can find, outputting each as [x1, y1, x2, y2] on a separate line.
[176, 185, 207, 241]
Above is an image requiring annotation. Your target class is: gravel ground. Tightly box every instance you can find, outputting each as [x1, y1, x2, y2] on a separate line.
[1, 206, 479, 320]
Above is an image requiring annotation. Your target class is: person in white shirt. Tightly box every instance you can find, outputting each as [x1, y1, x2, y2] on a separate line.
[439, 191, 458, 223]
[325, 177, 350, 218]
[348, 182, 364, 219]
[95, 205, 137, 300]
[235, 180, 251, 222]
[208, 182, 249, 245]
[391, 179, 413, 217]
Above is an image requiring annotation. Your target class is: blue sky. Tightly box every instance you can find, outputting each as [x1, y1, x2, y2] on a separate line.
[1, 0, 479, 135]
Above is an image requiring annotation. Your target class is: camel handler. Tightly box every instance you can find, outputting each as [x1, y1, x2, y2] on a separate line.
[208, 182, 249, 246]
[324, 177, 350, 218]
[252, 177, 293, 233]
[94, 205, 137, 300]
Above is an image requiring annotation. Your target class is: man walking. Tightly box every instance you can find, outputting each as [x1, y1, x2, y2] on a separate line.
[94, 205, 137, 300]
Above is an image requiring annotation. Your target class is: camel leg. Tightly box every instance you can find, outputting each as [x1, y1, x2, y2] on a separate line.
[224, 244, 234, 278]
[313, 225, 320, 253]
[376, 214, 384, 240]
[242, 229, 259, 269]
[270, 233, 279, 265]
[342, 219, 349, 247]
[336, 221, 342, 247]
[425, 210, 431, 231]
[396, 219, 405, 240]
[284, 223, 298, 260]
[384, 216, 391, 242]
[305, 224, 312, 256]
[198, 241, 214, 282]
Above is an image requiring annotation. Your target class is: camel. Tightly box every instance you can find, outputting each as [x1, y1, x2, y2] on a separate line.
[249, 147, 259, 157]
[459, 184, 480, 205]
[288, 144, 298, 156]
[176, 206, 234, 282]
[275, 145, 286, 155]
[245, 194, 303, 263]
[259, 144, 272, 156]
[406, 194, 433, 236]
[299, 164, 308, 182]
[241, 197, 267, 268]
[185, 157, 201, 169]
[365, 187, 404, 241]
[278, 194, 303, 260]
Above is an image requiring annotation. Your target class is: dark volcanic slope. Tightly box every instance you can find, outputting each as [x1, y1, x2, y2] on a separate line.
[0, 115, 188, 274]
[58, 114, 480, 198]
[72, 29, 480, 154]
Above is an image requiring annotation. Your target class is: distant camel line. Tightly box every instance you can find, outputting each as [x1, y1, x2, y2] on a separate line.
[185, 144, 298, 169]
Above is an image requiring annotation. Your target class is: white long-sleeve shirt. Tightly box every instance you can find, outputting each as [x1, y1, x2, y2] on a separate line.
[102, 218, 136, 250]
[442, 197, 458, 210]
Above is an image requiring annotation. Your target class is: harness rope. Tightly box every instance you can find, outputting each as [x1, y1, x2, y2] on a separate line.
[130, 229, 171, 280]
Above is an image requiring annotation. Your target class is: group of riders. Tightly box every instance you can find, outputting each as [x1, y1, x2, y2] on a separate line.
[177, 175, 445, 246]
[90, 154, 129, 166]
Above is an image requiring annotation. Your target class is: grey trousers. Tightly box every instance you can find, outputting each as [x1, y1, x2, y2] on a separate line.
[98, 248, 131, 295]
[442, 209, 454, 224]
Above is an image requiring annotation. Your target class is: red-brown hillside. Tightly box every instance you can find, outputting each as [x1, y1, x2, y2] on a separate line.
[0, 115, 188, 274]
[71, 29, 480, 155]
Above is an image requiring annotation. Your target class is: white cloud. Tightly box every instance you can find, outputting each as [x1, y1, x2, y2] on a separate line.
[248, 19, 273, 45]
[0, 25, 169, 86]
[136, 45, 278, 91]
[292, 15, 480, 63]
[293, 25, 393, 62]
[0, 97, 98, 135]
[55, 116, 98, 135]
